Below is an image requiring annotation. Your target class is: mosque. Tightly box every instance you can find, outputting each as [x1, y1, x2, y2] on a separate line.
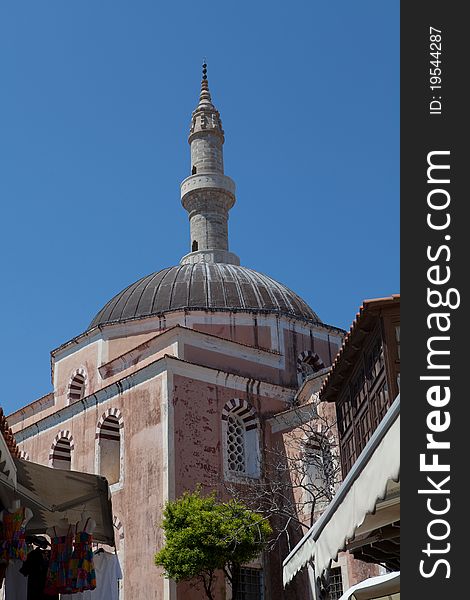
[8, 66, 349, 599]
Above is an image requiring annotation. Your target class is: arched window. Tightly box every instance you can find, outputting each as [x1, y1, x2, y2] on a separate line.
[304, 433, 334, 509]
[192, 240, 199, 252]
[297, 351, 325, 383]
[227, 413, 246, 473]
[68, 369, 87, 404]
[50, 433, 73, 470]
[97, 413, 122, 486]
[222, 399, 260, 479]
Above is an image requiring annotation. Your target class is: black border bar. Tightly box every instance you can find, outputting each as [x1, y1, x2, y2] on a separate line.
[401, 2, 467, 596]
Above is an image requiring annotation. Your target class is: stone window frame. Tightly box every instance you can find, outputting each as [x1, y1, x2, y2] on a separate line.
[222, 399, 261, 482]
[95, 408, 125, 493]
[297, 351, 325, 384]
[49, 430, 74, 469]
[67, 367, 88, 405]
[302, 430, 336, 512]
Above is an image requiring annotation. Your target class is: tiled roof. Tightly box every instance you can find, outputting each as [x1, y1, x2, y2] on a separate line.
[0, 406, 20, 458]
[319, 295, 400, 402]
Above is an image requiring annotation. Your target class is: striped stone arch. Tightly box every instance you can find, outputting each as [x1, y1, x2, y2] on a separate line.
[95, 408, 124, 440]
[113, 516, 125, 541]
[297, 351, 325, 373]
[67, 367, 88, 404]
[49, 430, 74, 466]
[221, 399, 259, 431]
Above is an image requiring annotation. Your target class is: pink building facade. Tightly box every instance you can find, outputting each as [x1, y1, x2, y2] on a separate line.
[9, 68, 349, 599]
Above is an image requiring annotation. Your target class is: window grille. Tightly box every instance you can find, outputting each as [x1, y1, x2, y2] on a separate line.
[328, 567, 344, 600]
[235, 568, 263, 600]
[227, 413, 246, 473]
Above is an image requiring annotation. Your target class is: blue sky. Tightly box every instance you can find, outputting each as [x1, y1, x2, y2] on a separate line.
[0, 1, 399, 415]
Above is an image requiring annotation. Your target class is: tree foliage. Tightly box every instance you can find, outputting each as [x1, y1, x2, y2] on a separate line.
[155, 488, 272, 600]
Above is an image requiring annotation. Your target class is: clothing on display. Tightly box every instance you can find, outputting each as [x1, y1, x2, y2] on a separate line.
[19, 547, 58, 600]
[0, 507, 113, 599]
[44, 526, 74, 595]
[61, 551, 122, 600]
[0, 508, 28, 562]
[67, 519, 96, 592]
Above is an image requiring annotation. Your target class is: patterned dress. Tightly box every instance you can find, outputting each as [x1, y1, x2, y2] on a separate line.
[0, 506, 27, 562]
[67, 518, 96, 592]
[44, 525, 74, 594]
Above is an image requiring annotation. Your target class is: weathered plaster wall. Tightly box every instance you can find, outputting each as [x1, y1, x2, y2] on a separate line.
[17, 375, 167, 600]
[53, 341, 101, 407]
[192, 322, 272, 350]
[106, 330, 164, 362]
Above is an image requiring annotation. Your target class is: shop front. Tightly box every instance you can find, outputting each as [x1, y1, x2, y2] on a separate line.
[0, 411, 120, 599]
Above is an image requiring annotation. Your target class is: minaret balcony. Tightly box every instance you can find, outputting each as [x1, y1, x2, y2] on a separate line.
[180, 173, 236, 201]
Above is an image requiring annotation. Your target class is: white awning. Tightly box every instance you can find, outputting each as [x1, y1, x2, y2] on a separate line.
[283, 396, 400, 586]
[338, 571, 400, 600]
[1, 457, 115, 545]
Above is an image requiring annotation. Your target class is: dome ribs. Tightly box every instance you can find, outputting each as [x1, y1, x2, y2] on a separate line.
[151, 267, 179, 314]
[88, 264, 320, 329]
[206, 264, 226, 308]
[221, 264, 244, 309]
[116, 271, 159, 322]
[90, 278, 144, 328]
[170, 265, 193, 310]
[187, 263, 207, 307]
[139, 268, 172, 316]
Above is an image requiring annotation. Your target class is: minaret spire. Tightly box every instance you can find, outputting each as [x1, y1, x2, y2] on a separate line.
[197, 62, 213, 107]
[180, 63, 240, 266]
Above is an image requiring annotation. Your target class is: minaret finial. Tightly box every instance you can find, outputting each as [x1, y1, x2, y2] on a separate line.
[198, 60, 212, 107]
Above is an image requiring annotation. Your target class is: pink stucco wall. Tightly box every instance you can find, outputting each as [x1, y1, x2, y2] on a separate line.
[18, 376, 167, 600]
[11, 309, 344, 600]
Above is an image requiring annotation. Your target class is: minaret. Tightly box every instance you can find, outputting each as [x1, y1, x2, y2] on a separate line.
[180, 63, 240, 266]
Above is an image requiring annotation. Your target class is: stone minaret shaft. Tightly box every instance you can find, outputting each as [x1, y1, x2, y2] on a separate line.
[180, 64, 239, 266]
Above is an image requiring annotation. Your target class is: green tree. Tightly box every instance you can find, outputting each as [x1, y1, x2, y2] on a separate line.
[154, 488, 272, 600]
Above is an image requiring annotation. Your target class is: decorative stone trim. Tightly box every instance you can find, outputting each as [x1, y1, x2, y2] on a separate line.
[49, 430, 74, 465]
[297, 351, 325, 373]
[67, 367, 88, 404]
[95, 408, 124, 439]
[221, 399, 259, 432]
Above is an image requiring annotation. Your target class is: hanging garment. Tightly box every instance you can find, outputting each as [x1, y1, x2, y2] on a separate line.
[67, 519, 96, 592]
[19, 548, 58, 600]
[44, 526, 74, 595]
[4, 559, 27, 600]
[0, 562, 7, 588]
[0, 508, 27, 562]
[61, 551, 122, 600]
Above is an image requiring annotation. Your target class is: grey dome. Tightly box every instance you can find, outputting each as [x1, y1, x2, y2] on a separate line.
[89, 264, 320, 329]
